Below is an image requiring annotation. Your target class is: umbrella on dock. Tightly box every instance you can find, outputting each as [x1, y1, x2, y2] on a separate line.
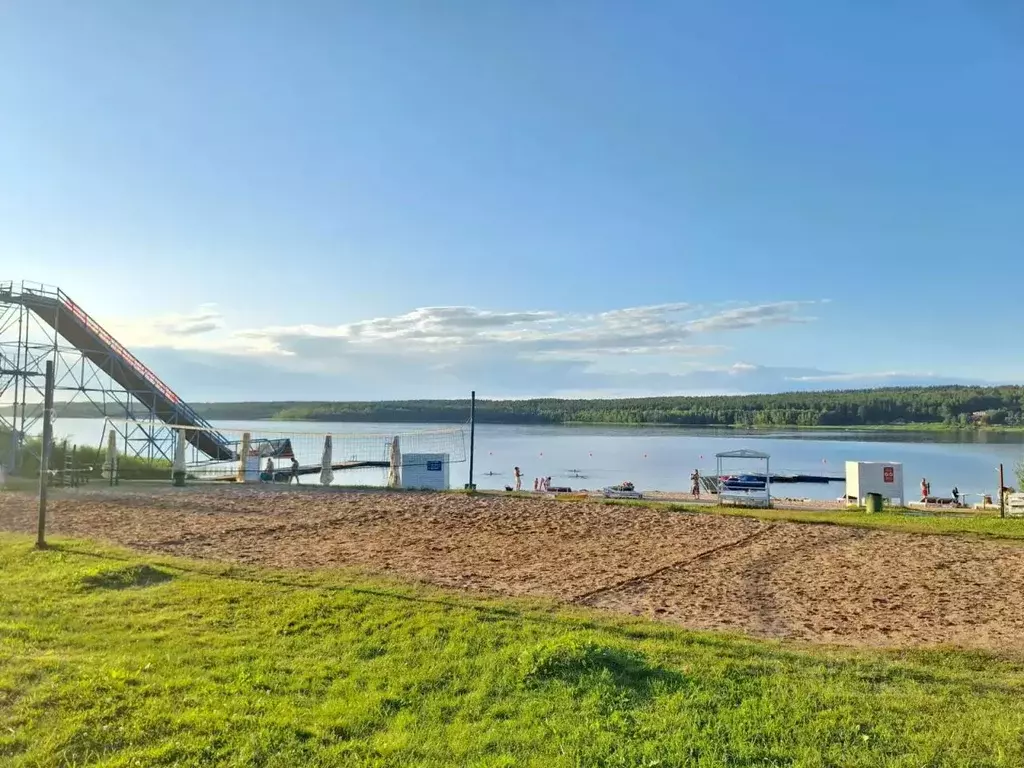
[172, 428, 187, 485]
[320, 435, 334, 486]
[388, 436, 402, 489]
[103, 428, 118, 481]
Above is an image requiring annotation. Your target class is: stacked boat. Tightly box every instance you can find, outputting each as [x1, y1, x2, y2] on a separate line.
[719, 474, 767, 492]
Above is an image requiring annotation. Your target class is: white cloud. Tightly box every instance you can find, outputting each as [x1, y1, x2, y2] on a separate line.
[94, 299, 875, 399]
[785, 371, 947, 384]
[231, 300, 819, 362]
[150, 305, 225, 337]
[124, 349, 994, 402]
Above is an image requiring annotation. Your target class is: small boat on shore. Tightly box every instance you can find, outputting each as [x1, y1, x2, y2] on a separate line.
[603, 482, 643, 499]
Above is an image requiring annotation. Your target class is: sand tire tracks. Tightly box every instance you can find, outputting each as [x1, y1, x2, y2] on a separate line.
[571, 524, 773, 604]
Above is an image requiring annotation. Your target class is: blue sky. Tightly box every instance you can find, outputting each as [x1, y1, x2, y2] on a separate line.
[1, 1, 1022, 400]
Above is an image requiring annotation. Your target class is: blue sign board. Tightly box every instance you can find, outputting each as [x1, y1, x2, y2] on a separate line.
[426, 460, 442, 471]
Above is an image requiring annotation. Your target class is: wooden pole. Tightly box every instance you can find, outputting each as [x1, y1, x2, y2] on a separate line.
[36, 361, 54, 549]
[467, 391, 476, 491]
[999, 463, 1005, 519]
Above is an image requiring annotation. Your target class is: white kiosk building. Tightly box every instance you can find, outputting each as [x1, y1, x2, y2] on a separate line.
[845, 461, 904, 507]
[402, 453, 450, 490]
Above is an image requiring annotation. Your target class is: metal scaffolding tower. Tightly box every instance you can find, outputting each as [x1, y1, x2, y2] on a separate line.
[0, 280, 232, 474]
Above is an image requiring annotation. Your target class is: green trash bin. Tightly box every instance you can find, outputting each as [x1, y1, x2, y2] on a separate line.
[865, 492, 882, 513]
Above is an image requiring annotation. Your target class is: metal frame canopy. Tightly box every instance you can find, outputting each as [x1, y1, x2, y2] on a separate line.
[715, 448, 772, 508]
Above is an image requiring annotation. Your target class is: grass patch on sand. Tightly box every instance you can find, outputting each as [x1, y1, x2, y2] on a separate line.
[713, 507, 1024, 539]
[3, 534, 1024, 766]
[596, 498, 1024, 541]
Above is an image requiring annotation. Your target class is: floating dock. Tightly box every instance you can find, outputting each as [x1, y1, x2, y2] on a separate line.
[700, 472, 844, 493]
[206, 460, 390, 482]
[762, 473, 844, 484]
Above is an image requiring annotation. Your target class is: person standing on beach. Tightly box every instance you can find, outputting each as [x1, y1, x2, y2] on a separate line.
[290, 456, 300, 485]
[265, 456, 275, 483]
[514, 466, 522, 491]
[691, 469, 700, 498]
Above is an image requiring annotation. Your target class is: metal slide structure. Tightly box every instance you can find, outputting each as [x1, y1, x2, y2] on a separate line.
[0, 282, 235, 461]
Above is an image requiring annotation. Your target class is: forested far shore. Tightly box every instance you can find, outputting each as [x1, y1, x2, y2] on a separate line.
[8, 385, 1024, 428]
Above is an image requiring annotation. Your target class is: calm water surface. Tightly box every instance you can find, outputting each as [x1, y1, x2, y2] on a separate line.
[51, 418, 1024, 502]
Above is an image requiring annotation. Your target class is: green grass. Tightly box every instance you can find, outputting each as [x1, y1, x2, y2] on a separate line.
[713, 507, 1024, 538]
[592, 498, 1024, 541]
[3, 535, 1024, 766]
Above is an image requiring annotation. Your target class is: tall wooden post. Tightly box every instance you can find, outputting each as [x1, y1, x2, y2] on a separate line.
[999, 463, 1005, 519]
[36, 361, 54, 549]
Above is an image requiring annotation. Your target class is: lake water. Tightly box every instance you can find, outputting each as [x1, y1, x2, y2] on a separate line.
[48, 418, 1024, 502]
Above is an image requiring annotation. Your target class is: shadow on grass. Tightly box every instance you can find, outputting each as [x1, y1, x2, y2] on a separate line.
[521, 635, 684, 700]
[80, 563, 175, 591]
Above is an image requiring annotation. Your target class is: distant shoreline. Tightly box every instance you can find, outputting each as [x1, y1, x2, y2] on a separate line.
[10, 385, 1024, 431]
[32, 413, 1024, 433]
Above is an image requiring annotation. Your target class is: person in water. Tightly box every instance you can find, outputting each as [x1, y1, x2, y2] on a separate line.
[690, 469, 700, 498]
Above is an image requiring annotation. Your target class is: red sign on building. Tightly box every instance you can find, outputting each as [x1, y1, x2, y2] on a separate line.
[883, 466, 894, 483]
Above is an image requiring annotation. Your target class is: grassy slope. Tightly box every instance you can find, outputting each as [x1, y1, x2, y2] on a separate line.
[2, 535, 1024, 767]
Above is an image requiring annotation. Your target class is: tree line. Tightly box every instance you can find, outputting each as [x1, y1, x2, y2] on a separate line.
[21, 385, 1024, 428]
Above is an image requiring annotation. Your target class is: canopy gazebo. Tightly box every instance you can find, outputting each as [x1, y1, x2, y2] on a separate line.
[715, 448, 772, 508]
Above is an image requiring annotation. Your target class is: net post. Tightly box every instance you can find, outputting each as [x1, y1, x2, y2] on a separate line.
[467, 390, 476, 491]
[36, 361, 54, 549]
[238, 432, 252, 483]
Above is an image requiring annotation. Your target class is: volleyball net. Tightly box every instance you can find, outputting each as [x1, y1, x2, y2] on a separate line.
[98, 420, 468, 487]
